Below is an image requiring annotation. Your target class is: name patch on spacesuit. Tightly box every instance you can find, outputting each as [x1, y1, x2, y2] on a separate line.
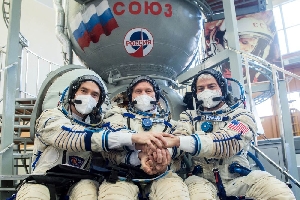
[205, 115, 223, 121]
[69, 156, 85, 168]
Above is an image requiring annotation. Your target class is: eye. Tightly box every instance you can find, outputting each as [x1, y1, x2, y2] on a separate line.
[197, 87, 204, 92]
[91, 93, 99, 98]
[80, 88, 87, 94]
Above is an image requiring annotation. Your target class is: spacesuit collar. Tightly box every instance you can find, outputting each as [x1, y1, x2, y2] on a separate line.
[71, 111, 83, 121]
[128, 106, 169, 119]
[70, 109, 91, 123]
[197, 103, 233, 116]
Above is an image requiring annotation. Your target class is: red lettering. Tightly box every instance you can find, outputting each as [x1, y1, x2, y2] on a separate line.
[129, 1, 141, 15]
[164, 4, 172, 17]
[113, 2, 125, 15]
[150, 2, 162, 15]
[114, 1, 172, 17]
[145, 1, 150, 15]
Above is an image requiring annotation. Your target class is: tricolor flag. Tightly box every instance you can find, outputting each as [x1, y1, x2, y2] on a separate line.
[228, 119, 250, 134]
[70, 0, 119, 50]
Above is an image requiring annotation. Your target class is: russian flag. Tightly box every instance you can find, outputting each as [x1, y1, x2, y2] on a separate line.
[70, 0, 119, 50]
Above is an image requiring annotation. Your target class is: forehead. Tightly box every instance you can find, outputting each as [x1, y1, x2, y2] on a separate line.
[196, 75, 218, 86]
[133, 81, 153, 90]
[79, 81, 100, 91]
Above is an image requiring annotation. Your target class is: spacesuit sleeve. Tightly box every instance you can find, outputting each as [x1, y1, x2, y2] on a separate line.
[100, 106, 135, 165]
[192, 108, 257, 159]
[171, 110, 195, 160]
[35, 108, 119, 152]
[172, 110, 195, 136]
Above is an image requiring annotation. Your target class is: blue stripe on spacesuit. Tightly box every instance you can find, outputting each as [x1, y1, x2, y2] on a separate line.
[164, 121, 172, 128]
[172, 146, 177, 159]
[105, 130, 110, 151]
[191, 134, 201, 156]
[125, 151, 133, 164]
[123, 112, 135, 118]
[43, 117, 53, 128]
[102, 122, 128, 132]
[84, 130, 93, 151]
[31, 150, 42, 171]
[101, 130, 110, 152]
[69, 132, 77, 151]
[225, 134, 231, 157]
[102, 132, 106, 151]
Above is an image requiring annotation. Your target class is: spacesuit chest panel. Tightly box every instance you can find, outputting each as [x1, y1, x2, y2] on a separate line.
[125, 113, 172, 133]
[129, 116, 169, 132]
[194, 115, 227, 133]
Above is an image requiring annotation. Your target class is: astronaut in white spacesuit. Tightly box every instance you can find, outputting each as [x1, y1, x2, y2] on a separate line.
[98, 75, 190, 200]
[162, 68, 296, 199]
[16, 75, 169, 200]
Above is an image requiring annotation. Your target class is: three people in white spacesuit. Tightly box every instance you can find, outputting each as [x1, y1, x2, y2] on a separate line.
[17, 70, 296, 200]
[99, 75, 190, 200]
[16, 75, 170, 200]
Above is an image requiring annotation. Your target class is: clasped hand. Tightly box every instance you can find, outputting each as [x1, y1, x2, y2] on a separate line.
[132, 132, 180, 175]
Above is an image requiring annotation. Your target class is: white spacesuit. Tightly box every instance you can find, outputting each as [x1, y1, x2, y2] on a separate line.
[16, 75, 165, 200]
[170, 68, 295, 199]
[98, 76, 190, 200]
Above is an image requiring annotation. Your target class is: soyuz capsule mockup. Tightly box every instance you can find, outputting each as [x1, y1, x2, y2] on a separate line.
[66, 0, 203, 81]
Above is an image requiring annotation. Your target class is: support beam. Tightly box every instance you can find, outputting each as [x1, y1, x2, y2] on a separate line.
[0, 0, 22, 199]
[222, 0, 243, 97]
[278, 81, 300, 197]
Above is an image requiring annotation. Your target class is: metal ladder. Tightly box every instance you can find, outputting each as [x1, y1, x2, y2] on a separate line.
[0, 98, 35, 192]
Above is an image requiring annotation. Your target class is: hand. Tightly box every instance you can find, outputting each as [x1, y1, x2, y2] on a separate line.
[148, 149, 171, 174]
[139, 150, 170, 175]
[153, 148, 171, 165]
[132, 132, 173, 151]
[139, 151, 153, 174]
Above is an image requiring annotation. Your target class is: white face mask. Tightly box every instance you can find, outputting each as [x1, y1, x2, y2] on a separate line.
[133, 94, 156, 112]
[197, 89, 222, 109]
[74, 95, 97, 115]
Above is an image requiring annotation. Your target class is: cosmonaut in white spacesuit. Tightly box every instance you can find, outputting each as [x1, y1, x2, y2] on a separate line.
[16, 75, 170, 200]
[162, 68, 296, 199]
[98, 75, 190, 200]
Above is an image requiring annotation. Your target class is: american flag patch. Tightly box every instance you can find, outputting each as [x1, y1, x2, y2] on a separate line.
[228, 119, 249, 134]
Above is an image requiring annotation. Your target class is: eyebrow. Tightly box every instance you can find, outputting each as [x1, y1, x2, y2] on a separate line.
[208, 83, 217, 86]
[80, 86, 100, 95]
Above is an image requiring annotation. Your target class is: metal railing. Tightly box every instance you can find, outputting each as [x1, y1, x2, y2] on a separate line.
[0, 46, 61, 101]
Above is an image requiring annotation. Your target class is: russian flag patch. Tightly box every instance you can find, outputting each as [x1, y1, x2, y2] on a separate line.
[70, 0, 119, 50]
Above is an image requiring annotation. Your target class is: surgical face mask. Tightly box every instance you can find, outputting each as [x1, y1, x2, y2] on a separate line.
[133, 94, 156, 112]
[74, 95, 97, 115]
[197, 89, 222, 109]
